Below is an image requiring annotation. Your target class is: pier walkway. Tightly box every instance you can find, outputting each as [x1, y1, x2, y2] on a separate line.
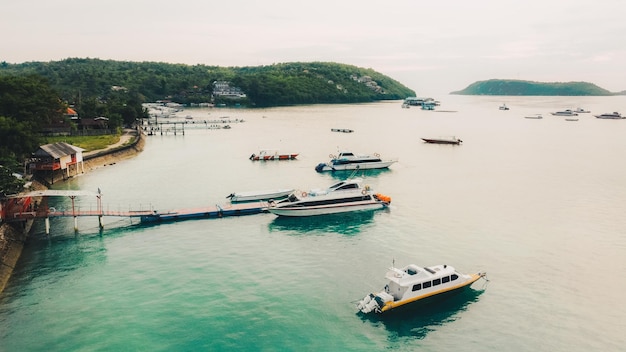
[4, 190, 269, 235]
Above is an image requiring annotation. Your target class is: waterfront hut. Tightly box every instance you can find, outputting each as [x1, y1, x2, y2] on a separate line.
[31, 142, 85, 184]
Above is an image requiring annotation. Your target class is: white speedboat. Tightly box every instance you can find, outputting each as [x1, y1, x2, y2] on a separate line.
[403, 97, 438, 107]
[315, 151, 397, 172]
[499, 104, 509, 110]
[594, 112, 623, 119]
[267, 178, 391, 217]
[524, 114, 543, 119]
[226, 189, 294, 202]
[550, 109, 578, 116]
[356, 263, 487, 314]
[574, 108, 590, 113]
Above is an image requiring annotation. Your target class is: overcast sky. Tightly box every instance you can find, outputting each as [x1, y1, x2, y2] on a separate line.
[2, 0, 625, 95]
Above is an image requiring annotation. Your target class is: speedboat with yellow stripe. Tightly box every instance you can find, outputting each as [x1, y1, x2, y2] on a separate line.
[356, 263, 487, 314]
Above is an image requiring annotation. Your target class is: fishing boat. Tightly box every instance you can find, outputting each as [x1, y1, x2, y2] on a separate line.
[315, 151, 397, 172]
[267, 178, 391, 217]
[594, 112, 623, 119]
[249, 150, 299, 161]
[421, 136, 462, 145]
[356, 263, 487, 314]
[226, 189, 294, 202]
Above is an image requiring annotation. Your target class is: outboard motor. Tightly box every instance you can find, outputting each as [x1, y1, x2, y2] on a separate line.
[315, 163, 326, 172]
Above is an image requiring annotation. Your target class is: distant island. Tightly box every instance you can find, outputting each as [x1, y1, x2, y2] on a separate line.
[451, 79, 626, 96]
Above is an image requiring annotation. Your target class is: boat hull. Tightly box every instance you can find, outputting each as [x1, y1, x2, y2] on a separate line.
[594, 114, 624, 119]
[421, 138, 461, 145]
[268, 201, 385, 217]
[316, 161, 396, 172]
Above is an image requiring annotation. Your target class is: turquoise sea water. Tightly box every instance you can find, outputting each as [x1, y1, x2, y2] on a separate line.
[2, 96, 626, 351]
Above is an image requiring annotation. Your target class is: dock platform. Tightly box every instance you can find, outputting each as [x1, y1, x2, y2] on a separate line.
[140, 202, 269, 223]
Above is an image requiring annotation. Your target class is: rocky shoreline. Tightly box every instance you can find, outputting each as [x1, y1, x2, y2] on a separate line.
[0, 130, 145, 293]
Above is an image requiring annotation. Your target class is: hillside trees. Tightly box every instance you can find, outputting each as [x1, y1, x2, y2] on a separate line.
[0, 75, 65, 163]
[0, 59, 415, 107]
[0, 75, 67, 193]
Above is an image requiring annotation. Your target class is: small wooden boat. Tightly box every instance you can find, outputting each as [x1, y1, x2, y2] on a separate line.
[421, 136, 462, 145]
[331, 128, 354, 133]
[249, 150, 298, 161]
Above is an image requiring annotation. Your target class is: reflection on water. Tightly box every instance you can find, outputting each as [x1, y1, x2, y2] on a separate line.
[359, 288, 485, 341]
[267, 210, 379, 235]
[323, 167, 394, 181]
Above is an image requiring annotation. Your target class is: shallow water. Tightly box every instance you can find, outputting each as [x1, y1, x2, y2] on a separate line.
[2, 96, 626, 351]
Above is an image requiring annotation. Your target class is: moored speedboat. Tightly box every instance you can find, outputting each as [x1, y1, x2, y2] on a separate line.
[403, 97, 438, 107]
[550, 109, 578, 116]
[594, 112, 623, 119]
[267, 178, 391, 217]
[574, 108, 590, 113]
[524, 114, 543, 119]
[499, 104, 509, 110]
[356, 263, 487, 314]
[315, 151, 397, 172]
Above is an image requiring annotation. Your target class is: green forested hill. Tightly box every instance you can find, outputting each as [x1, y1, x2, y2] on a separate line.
[451, 79, 620, 96]
[0, 59, 415, 107]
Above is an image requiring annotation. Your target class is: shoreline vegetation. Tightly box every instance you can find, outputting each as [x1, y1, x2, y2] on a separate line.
[0, 129, 145, 293]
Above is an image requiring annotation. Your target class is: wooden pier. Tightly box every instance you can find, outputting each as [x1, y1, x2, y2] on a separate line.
[4, 190, 268, 235]
[143, 117, 244, 135]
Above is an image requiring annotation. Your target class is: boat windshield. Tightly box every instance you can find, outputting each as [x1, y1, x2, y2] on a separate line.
[335, 183, 359, 191]
[328, 181, 346, 189]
